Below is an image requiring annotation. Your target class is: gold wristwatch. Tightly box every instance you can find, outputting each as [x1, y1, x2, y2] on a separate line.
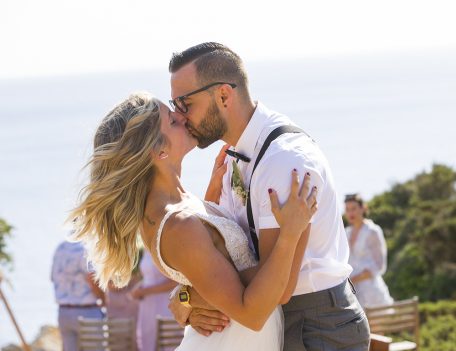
[179, 285, 191, 308]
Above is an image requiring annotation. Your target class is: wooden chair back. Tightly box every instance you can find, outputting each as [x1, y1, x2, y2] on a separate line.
[365, 297, 420, 351]
[78, 317, 137, 351]
[155, 316, 185, 351]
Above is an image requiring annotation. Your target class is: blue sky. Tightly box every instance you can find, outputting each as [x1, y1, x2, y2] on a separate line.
[2, 0, 456, 78]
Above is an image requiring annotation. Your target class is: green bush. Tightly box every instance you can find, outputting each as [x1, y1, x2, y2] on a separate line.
[420, 311, 456, 351]
[386, 301, 456, 351]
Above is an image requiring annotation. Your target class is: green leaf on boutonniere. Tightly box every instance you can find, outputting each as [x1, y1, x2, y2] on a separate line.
[231, 160, 248, 205]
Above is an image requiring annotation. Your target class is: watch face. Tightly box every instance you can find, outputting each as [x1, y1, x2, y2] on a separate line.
[179, 291, 189, 302]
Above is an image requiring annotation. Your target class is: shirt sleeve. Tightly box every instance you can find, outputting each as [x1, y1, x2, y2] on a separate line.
[251, 152, 325, 230]
[364, 225, 388, 276]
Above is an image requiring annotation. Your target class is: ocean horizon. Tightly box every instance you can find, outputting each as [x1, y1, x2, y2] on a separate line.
[0, 50, 455, 346]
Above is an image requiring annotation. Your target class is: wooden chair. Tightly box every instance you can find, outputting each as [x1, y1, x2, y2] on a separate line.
[78, 317, 137, 351]
[155, 316, 185, 351]
[369, 333, 392, 351]
[365, 297, 420, 351]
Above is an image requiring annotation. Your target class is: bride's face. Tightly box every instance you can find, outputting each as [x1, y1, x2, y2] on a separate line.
[158, 102, 197, 160]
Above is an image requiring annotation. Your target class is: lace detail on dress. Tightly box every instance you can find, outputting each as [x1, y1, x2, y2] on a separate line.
[155, 197, 258, 287]
[202, 201, 257, 272]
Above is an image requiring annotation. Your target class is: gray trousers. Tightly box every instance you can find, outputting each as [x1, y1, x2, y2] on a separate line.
[282, 279, 370, 351]
[58, 306, 104, 351]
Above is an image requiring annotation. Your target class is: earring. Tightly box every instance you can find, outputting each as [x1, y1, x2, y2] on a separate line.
[159, 152, 168, 160]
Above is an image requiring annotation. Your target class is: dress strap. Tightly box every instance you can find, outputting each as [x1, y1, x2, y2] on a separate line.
[155, 208, 192, 286]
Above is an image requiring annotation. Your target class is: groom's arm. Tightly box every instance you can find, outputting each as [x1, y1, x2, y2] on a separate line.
[238, 225, 311, 304]
[168, 286, 230, 335]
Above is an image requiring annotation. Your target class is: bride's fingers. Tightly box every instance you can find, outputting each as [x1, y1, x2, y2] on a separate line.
[299, 172, 311, 198]
[311, 202, 318, 215]
[268, 188, 280, 216]
[307, 186, 318, 208]
[290, 169, 300, 197]
[214, 144, 230, 168]
[214, 162, 227, 178]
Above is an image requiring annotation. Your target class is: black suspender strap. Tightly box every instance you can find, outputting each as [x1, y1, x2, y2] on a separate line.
[246, 125, 312, 260]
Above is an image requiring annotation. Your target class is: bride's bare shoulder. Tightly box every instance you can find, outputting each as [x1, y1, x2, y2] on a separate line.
[161, 210, 211, 244]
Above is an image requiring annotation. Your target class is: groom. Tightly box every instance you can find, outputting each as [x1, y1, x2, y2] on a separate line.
[168, 42, 370, 350]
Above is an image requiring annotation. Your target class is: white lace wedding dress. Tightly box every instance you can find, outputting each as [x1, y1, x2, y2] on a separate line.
[155, 194, 284, 351]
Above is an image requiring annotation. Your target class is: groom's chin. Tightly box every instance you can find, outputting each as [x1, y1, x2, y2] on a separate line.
[197, 138, 217, 149]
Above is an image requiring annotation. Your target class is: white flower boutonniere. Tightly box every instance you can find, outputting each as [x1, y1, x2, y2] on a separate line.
[231, 160, 248, 205]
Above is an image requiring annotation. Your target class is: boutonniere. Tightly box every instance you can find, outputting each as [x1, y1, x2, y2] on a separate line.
[231, 160, 248, 205]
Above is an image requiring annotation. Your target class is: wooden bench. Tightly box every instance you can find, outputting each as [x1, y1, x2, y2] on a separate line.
[155, 316, 185, 351]
[78, 317, 137, 350]
[366, 297, 419, 351]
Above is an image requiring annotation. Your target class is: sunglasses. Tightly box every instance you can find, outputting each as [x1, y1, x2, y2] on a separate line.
[169, 82, 237, 113]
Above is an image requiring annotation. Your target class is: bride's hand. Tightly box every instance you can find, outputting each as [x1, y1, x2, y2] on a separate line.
[269, 170, 318, 238]
[204, 144, 229, 203]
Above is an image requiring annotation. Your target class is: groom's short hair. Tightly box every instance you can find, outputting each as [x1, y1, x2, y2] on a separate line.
[169, 42, 250, 98]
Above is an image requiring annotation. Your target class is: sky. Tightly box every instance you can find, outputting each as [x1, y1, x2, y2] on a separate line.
[1, 0, 456, 79]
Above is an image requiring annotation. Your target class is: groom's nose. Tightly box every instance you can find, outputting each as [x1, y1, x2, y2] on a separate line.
[173, 111, 188, 125]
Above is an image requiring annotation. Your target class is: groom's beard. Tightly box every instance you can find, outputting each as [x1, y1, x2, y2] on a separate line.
[188, 100, 227, 149]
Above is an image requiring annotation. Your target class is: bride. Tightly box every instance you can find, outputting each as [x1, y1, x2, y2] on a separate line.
[71, 92, 317, 350]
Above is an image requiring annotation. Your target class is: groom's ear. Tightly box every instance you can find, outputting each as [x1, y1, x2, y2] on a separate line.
[218, 84, 235, 108]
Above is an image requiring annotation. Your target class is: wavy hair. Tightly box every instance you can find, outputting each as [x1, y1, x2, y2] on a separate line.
[70, 92, 166, 290]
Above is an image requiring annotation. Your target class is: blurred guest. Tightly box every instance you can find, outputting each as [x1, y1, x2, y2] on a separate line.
[106, 280, 139, 319]
[105, 250, 142, 351]
[345, 194, 393, 308]
[129, 250, 177, 351]
[105, 249, 143, 320]
[51, 240, 105, 351]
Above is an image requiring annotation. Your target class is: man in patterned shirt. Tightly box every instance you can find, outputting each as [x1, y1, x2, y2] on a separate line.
[51, 239, 105, 351]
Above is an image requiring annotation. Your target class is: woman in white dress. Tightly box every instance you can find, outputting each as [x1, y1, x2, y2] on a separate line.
[70, 93, 318, 351]
[344, 194, 393, 308]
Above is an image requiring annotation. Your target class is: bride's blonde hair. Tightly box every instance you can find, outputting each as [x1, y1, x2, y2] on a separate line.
[70, 92, 166, 290]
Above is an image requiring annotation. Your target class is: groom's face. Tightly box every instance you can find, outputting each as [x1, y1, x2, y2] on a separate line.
[171, 63, 227, 149]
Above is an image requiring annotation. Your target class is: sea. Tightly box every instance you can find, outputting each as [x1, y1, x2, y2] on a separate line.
[0, 50, 455, 345]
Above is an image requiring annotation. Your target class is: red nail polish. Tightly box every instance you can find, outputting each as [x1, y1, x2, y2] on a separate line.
[293, 168, 297, 172]
[268, 188, 272, 193]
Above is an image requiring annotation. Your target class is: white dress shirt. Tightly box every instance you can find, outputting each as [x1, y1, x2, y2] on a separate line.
[219, 102, 352, 295]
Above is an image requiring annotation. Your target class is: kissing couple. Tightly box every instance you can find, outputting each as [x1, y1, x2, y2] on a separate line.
[71, 42, 370, 350]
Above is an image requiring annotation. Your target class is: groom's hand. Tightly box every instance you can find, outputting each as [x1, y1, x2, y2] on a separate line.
[188, 308, 230, 336]
[186, 286, 230, 335]
[168, 286, 230, 335]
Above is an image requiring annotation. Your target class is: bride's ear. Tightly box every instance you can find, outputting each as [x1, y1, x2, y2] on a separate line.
[150, 150, 168, 162]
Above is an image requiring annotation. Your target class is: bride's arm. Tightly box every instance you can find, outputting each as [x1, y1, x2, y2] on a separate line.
[162, 171, 316, 330]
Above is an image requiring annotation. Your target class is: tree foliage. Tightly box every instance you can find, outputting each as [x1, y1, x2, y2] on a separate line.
[0, 217, 13, 268]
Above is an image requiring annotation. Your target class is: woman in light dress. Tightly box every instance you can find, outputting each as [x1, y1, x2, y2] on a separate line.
[344, 194, 393, 308]
[130, 250, 176, 351]
[70, 93, 317, 351]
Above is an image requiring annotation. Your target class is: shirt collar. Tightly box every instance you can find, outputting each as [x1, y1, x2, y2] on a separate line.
[234, 101, 270, 159]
